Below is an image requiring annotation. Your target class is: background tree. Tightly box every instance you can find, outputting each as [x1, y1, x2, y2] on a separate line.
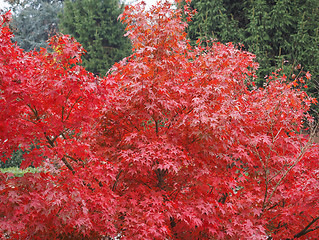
[59, 0, 131, 75]
[186, 0, 244, 44]
[8, 0, 63, 51]
[186, 0, 319, 94]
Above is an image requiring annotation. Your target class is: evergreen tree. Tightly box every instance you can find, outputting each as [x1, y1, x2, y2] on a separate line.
[187, 0, 319, 93]
[187, 0, 244, 44]
[59, 0, 131, 76]
[10, 0, 63, 51]
[289, 0, 319, 96]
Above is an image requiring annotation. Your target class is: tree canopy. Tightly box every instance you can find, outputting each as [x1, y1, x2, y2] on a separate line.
[59, 0, 131, 75]
[0, 1, 318, 239]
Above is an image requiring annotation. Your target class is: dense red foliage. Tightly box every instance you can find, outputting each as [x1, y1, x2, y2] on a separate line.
[1, 1, 318, 239]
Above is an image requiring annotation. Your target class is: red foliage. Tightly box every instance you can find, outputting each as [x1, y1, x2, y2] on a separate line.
[1, 2, 319, 239]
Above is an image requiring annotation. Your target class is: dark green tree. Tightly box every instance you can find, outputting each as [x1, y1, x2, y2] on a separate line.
[245, 0, 319, 88]
[10, 0, 63, 51]
[59, 0, 131, 76]
[187, 0, 319, 92]
[289, 0, 319, 96]
[187, 0, 244, 44]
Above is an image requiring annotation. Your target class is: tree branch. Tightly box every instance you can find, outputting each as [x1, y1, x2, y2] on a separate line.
[112, 169, 123, 191]
[294, 216, 319, 238]
[64, 96, 83, 122]
[264, 139, 312, 210]
[61, 156, 75, 174]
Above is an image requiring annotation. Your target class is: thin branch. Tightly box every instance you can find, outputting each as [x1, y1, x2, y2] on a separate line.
[272, 127, 283, 143]
[65, 154, 86, 167]
[20, 117, 38, 125]
[64, 96, 83, 122]
[127, 117, 140, 132]
[26, 103, 40, 121]
[264, 138, 313, 210]
[136, 179, 152, 190]
[294, 216, 319, 238]
[155, 118, 159, 136]
[167, 106, 187, 130]
[61, 156, 75, 174]
[112, 169, 123, 191]
[44, 133, 55, 147]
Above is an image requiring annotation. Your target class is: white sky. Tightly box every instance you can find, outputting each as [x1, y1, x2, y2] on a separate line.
[0, 0, 166, 11]
[0, 0, 10, 11]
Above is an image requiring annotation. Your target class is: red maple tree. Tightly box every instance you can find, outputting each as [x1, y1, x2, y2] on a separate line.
[1, 1, 319, 239]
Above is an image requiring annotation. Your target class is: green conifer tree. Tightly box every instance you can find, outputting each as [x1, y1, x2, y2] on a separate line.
[244, 0, 273, 80]
[10, 0, 62, 51]
[289, 0, 319, 96]
[187, 0, 319, 103]
[59, 0, 131, 76]
[187, 0, 244, 44]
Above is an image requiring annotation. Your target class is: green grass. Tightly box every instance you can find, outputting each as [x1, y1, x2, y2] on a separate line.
[0, 167, 40, 177]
